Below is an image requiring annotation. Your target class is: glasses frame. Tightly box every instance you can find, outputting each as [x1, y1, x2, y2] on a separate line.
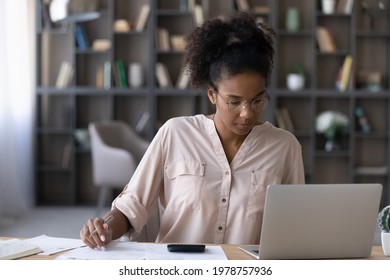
[212, 87, 271, 113]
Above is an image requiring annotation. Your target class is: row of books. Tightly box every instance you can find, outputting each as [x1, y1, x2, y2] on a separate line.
[312, 24, 355, 92]
[52, 60, 191, 89]
[155, 63, 190, 89]
[54, 60, 132, 89]
[157, 28, 186, 52]
[95, 61, 191, 90]
[96, 60, 130, 89]
[55, 53, 355, 92]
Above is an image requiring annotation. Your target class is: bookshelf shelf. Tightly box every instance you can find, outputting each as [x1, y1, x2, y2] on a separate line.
[35, 0, 390, 207]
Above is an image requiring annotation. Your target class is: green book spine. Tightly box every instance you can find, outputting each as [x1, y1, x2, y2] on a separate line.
[116, 60, 128, 88]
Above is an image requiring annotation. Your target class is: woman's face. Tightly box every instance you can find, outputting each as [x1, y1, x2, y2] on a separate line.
[208, 71, 268, 137]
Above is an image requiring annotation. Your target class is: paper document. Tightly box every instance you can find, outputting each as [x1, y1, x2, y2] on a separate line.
[56, 241, 227, 260]
[26, 235, 85, 255]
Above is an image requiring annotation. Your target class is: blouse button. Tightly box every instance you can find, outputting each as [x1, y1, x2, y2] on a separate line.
[218, 226, 223, 231]
[222, 198, 226, 203]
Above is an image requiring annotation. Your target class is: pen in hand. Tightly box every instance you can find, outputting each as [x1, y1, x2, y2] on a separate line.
[89, 215, 114, 238]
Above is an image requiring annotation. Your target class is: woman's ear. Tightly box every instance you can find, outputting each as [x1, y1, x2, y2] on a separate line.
[208, 88, 216, 104]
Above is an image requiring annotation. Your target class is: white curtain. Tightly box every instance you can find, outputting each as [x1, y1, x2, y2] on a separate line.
[0, 1, 35, 222]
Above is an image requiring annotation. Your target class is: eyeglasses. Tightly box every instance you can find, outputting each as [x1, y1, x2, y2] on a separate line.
[215, 90, 271, 113]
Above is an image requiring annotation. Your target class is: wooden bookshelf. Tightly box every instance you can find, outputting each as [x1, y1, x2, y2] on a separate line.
[35, 0, 390, 208]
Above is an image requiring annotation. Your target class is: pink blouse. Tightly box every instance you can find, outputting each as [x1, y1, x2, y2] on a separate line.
[113, 114, 305, 244]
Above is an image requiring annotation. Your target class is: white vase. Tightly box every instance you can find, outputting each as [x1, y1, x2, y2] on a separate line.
[324, 138, 340, 152]
[322, 0, 336, 14]
[286, 7, 300, 32]
[128, 63, 144, 88]
[287, 74, 305, 91]
[381, 232, 390, 256]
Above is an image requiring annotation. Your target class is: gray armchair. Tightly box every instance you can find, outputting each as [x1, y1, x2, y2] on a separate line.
[88, 120, 149, 214]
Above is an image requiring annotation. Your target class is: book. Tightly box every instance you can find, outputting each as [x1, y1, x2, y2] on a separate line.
[55, 62, 69, 88]
[275, 107, 294, 132]
[193, 5, 204, 26]
[0, 239, 42, 260]
[188, 0, 196, 12]
[315, 26, 337, 52]
[155, 62, 172, 88]
[62, 142, 73, 168]
[103, 61, 112, 89]
[55, 61, 73, 88]
[344, 0, 355, 14]
[355, 166, 388, 176]
[236, 0, 250, 11]
[41, 2, 53, 30]
[135, 4, 151, 32]
[253, 5, 270, 14]
[339, 55, 353, 92]
[40, 31, 51, 86]
[157, 27, 171, 51]
[112, 61, 121, 87]
[134, 111, 151, 134]
[336, 0, 354, 14]
[74, 23, 90, 50]
[116, 60, 128, 88]
[275, 109, 286, 130]
[176, 65, 191, 89]
[280, 107, 294, 132]
[96, 65, 104, 88]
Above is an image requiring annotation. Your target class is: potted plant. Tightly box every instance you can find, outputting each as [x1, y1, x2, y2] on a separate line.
[378, 205, 390, 256]
[315, 111, 349, 152]
[286, 63, 305, 91]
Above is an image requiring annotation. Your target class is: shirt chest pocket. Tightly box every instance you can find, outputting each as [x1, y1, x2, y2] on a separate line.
[248, 170, 281, 218]
[165, 161, 205, 210]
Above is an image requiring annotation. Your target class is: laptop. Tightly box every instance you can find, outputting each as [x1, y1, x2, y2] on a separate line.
[239, 183, 382, 259]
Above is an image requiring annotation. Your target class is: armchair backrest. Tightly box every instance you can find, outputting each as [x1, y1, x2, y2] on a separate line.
[91, 120, 149, 161]
[88, 120, 150, 187]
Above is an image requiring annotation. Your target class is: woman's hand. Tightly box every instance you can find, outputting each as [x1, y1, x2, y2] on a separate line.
[80, 216, 113, 250]
[80, 208, 131, 249]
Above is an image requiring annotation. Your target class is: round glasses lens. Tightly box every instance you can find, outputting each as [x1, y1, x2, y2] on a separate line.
[228, 101, 242, 111]
[253, 99, 268, 111]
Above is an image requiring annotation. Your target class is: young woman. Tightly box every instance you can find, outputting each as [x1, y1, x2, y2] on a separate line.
[80, 12, 304, 249]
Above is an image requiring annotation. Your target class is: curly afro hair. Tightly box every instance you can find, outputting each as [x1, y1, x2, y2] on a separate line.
[183, 12, 276, 90]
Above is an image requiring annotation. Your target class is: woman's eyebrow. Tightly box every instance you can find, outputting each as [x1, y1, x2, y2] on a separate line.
[225, 90, 267, 99]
